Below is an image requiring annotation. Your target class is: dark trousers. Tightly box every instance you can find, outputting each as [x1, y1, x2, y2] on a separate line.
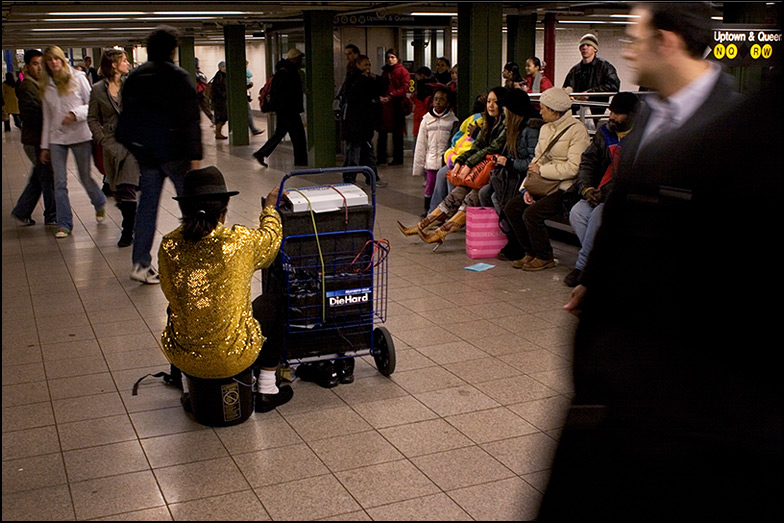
[13, 144, 56, 223]
[256, 111, 308, 165]
[251, 273, 285, 369]
[376, 130, 403, 164]
[342, 140, 379, 184]
[503, 190, 564, 260]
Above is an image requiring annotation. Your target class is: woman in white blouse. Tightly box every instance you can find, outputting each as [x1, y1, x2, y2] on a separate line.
[40, 46, 106, 238]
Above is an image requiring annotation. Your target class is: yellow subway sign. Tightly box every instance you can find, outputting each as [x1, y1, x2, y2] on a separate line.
[711, 27, 781, 66]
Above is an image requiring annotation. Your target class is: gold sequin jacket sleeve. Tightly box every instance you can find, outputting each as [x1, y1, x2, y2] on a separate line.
[158, 207, 282, 379]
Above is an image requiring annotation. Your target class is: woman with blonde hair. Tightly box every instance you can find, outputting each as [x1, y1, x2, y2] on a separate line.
[88, 47, 140, 247]
[40, 45, 106, 238]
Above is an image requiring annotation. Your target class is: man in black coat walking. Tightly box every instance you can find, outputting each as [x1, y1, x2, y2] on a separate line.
[116, 25, 202, 284]
[253, 48, 308, 167]
[539, 3, 782, 520]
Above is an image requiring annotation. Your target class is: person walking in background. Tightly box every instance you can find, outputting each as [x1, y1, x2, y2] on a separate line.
[246, 61, 264, 136]
[252, 48, 308, 167]
[2, 72, 21, 131]
[194, 57, 214, 125]
[88, 47, 140, 248]
[540, 3, 781, 520]
[210, 61, 228, 140]
[39, 45, 107, 239]
[11, 49, 57, 227]
[376, 49, 409, 166]
[116, 25, 202, 284]
[82, 55, 100, 84]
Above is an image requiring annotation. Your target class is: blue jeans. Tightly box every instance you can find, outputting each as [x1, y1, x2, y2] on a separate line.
[13, 145, 56, 223]
[132, 160, 188, 268]
[50, 142, 106, 232]
[428, 164, 454, 214]
[569, 200, 605, 271]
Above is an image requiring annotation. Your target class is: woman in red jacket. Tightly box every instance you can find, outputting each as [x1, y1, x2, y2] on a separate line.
[377, 49, 410, 166]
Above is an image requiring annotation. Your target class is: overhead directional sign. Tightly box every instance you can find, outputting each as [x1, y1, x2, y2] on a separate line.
[711, 26, 781, 66]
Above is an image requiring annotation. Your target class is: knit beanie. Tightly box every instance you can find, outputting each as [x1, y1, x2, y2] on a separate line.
[579, 33, 599, 51]
[503, 89, 534, 118]
[539, 88, 573, 113]
[609, 92, 640, 115]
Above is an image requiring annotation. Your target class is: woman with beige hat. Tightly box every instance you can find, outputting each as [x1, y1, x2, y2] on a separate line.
[503, 88, 590, 271]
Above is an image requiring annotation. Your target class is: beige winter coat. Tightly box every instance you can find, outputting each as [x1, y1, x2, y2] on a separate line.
[521, 111, 590, 192]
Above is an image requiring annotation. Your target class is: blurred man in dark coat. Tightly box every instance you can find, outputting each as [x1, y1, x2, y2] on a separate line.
[540, 3, 782, 520]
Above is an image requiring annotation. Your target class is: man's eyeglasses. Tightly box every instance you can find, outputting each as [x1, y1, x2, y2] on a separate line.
[619, 31, 661, 48]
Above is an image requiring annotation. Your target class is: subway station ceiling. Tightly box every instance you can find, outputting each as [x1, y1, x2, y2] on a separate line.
[2, 1, 650, 49]
[2, 2, 738, 50]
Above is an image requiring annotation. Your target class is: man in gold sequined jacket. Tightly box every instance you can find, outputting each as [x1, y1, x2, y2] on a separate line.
[158, 167, 283, 386]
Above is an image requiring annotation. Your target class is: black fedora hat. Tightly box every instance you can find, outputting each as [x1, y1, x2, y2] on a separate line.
[173, 166, 239, 201]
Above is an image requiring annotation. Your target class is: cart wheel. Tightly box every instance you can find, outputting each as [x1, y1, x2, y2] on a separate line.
[372, 327, 396, 376]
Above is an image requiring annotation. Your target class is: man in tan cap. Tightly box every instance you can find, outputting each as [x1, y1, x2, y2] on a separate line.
[563, 33, 620, 116]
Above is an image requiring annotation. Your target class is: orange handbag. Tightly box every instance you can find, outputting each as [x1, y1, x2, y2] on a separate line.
[446, 154, 496, 190]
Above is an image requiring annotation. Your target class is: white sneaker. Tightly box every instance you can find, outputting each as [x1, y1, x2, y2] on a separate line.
[130, 264, 160, 284]
[54, 228, 70, 238]
[96, 208, 106, 223]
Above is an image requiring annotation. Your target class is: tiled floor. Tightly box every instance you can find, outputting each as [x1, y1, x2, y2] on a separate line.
[2, 119, 580, 521]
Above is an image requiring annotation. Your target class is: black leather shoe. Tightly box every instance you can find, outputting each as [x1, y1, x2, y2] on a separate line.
[296, 361, 339, 388]
[252, 150, 268, 167]
[335, 358, 355, 384]
[564, 268, 583, 287]
[180, 392, 192, 413]
[255, 385, 294, 413]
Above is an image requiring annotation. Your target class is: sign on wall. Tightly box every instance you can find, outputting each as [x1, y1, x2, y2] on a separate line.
[710, 26, 781, 66]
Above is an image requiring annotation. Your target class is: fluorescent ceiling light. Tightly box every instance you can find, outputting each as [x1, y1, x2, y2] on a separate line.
[609, 14, 640, 18]
[41, 18, 133, 22]
[48, 12, 145, 16]
[411, 12, 457, 16]
[32, 27, 151, 32]
[712, 16, 724, 20]
[558, 20, 633, 25]
[153, 11, 245, 15]
[138, 17, 218, 20]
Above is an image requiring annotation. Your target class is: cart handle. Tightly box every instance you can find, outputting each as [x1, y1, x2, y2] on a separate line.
[274, 166, 377, 223]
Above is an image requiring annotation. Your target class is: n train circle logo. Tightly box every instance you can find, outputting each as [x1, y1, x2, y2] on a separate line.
[714, 44, 726, 59]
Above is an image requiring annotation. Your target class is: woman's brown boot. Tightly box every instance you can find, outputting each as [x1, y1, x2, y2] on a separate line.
[418, 210, 466, 245]
[397, 208, 446, 236]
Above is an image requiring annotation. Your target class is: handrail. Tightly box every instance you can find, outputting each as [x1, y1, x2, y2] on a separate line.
[527, 90, 658, 127]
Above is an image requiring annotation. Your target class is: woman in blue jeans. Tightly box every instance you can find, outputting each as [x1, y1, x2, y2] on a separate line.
[40, 46, 106, 238]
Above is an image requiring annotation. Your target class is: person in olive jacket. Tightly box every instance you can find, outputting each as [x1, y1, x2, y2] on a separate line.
[11, 49, 56, 226]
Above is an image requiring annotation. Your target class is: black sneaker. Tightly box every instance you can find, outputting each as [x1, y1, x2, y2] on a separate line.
[295, 361, 339, 388]
[255, 385, 294, 412]
[11, 212, 35, 226]
[564, 268, 583, 287]
[252, 150, 268, 167]
[335, 358, 355, 384]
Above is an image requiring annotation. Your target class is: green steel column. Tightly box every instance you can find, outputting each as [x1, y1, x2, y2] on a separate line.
[304, 10, 336, 167]
[723, 3, 766, 95]
[506, 15, 537, 65]
[179, 36, 196, 81]
[224, 25, 249, 146]
[457, 4, 503, 119]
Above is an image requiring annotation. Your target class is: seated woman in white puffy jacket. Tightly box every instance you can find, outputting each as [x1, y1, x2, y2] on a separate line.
[409, 87, 458, 216]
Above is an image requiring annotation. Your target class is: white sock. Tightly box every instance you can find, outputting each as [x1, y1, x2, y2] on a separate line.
[258, 370, 279, 395]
